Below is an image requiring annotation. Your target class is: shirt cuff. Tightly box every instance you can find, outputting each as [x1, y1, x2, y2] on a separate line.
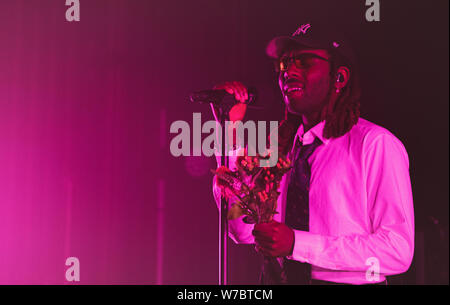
[286, 229, 324, 264]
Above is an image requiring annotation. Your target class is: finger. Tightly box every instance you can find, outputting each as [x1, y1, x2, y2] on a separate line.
[256, 221, 277, 231]
[235, 92, 244, 103]
[255, 238, 274, 249]
[238, 82, 249, 103]
[255, 236, 274, 246]
[255, 240, 273, 251]
[253, 231, 271, 242]
[240, 83, 249, 102]
[223, 81, 237, 101]
[214, 82, 234, 95]
[233, 81, 245, 102]
[253, 230, 274, 241]
[253, 223, 273, 235]
[257, 246, 270, 256]
[224, 85, 235, 95]
[257, 244, 274, 257]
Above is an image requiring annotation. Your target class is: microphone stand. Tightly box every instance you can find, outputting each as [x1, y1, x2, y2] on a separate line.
[213, 103, 230, 286]
[201, 93, 256, 285]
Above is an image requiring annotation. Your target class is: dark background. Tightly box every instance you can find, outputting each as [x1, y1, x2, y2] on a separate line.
[0, 0, 447, 284]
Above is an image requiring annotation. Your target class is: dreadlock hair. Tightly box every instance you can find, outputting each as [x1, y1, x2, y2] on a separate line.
[322, 49, 361, 139]
[275, 49, 361, 155]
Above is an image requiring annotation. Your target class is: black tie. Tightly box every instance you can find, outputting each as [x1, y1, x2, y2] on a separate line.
[259, 137, 321, 285]
[283, 137, 321, 284]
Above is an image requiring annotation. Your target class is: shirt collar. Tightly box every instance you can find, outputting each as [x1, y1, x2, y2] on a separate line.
[293, 120, 330, 146]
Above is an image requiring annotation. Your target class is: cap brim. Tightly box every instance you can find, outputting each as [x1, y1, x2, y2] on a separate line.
[266, 36, 317, 58]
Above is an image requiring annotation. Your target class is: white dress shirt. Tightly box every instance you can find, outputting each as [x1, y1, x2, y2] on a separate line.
[213, 118, 414, 284]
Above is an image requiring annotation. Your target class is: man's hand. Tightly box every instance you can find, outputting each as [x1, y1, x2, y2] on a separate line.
[210, 81, 248, 123]
[252, 220, 295, 257]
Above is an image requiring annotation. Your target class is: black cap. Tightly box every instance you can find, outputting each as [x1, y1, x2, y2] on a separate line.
[266, 23, 356, 67]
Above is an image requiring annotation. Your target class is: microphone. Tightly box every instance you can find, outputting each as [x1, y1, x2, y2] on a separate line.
[189, 88, 257, 107]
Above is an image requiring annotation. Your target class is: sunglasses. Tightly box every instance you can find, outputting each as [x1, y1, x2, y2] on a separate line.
[275, 53, 330, 72]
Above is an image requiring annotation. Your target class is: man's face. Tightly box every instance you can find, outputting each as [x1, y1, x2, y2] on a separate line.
[278, 48, 332, 116]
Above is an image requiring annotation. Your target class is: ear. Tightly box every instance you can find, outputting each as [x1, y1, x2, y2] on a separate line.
[335, 66, 350, 91]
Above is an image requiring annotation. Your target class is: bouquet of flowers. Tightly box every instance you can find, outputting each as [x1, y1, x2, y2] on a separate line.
[212, 151, 292, 224]
[211, 117, 300, 284]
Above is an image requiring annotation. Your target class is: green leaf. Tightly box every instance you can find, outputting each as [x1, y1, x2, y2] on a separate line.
[227, 203, 245, 220]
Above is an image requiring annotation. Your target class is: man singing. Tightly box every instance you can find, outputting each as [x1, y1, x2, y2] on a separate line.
[211, 24, 414, 285]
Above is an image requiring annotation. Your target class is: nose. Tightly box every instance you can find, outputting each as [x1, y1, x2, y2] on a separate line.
[282, 65, 302, 81]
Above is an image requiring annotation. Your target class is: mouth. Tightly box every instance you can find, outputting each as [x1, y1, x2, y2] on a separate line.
[283, 84, 304, 95]
[284, 86, 304, 93]
[283, 79, 304, 94]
